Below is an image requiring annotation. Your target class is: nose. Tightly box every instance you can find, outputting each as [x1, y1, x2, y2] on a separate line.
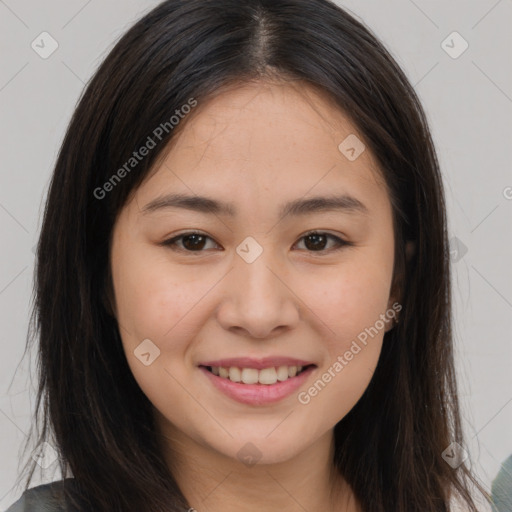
[215, 249, 301, 339]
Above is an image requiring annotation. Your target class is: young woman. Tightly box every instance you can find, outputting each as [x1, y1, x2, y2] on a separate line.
[7, 0, 492, 510]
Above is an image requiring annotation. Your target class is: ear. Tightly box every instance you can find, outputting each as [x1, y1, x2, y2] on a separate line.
[384, 240, 415, 332]
[405, 240, 415, 262]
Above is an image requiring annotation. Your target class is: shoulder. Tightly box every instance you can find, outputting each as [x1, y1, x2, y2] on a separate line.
[492, 455, 512, 512]
[5, 479, 80, 512]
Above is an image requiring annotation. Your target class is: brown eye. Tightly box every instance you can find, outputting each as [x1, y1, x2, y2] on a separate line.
[181, 234, 208, 250]
[304, 233, 328, 251]
[161, 232, 219, 252]
[295, 231, 349, 253]
[161, 231, 349, 254]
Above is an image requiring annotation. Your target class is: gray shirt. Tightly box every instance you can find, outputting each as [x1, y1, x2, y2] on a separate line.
[6, 461, 512, 511]
[492, 454, 512, 512]
[5, 479, 81, 512]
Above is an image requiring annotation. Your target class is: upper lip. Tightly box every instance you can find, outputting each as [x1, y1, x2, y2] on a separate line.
[199, 357, 316, 370]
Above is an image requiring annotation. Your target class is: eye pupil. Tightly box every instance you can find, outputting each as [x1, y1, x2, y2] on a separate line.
[183, 234, 206, 250]
[305, 233, 327, 251]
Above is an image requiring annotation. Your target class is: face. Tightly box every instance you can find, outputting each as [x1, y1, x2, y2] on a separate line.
[110, 80, 398, 466]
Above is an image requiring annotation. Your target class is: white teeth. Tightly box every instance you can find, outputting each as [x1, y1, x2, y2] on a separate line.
[209, 364, 308, 385]
[276, 366, 289, 381]
[229, 367, 241, 382]
[241, 368, 259, 384]
[259, 367, 278, 385]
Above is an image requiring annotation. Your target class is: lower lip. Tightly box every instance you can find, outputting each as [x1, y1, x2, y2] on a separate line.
[199, 366, 316, 405]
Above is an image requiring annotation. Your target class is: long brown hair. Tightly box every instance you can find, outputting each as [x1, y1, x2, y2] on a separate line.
[15, 0, 489, 510]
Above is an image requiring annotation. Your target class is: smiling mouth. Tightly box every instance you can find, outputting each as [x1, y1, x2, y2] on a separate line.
[200, 364, 315, 385]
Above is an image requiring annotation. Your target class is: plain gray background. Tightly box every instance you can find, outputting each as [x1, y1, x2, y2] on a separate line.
[1, 0, 511, 508]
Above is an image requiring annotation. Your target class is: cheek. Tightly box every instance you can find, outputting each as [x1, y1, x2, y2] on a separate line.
[297, 249, 392, 412]
[111, 250, 206, 409]
[305, 253, 394, 347]
[296, 265, 389, 419]
[298, 344, 382, 431]
[112, 246, 207, 343]
[111, 247, 212, 412]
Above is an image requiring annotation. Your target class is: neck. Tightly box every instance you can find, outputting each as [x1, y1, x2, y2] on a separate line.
[156, 418, 359, 512]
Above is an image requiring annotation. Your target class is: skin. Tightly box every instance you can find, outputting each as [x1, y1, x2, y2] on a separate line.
[110, 79, 401, 512]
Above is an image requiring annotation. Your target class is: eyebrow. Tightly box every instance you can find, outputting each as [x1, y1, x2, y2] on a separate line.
[141, 192, 369, 219]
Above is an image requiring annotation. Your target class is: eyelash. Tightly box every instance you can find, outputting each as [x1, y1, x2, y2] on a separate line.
[160, 230, 351, 254]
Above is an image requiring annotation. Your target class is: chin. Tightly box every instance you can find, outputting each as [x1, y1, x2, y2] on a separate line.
[206, 430, 313, 467]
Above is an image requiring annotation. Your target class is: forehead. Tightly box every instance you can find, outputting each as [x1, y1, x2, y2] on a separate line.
[168, 80, 375, 168]
[133, 80, 390, 217]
